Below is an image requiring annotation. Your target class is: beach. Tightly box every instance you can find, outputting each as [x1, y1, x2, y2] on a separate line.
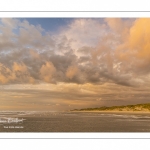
[1, 111, 150, 132]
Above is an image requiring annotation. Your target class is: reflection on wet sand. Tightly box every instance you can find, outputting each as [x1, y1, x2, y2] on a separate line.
[0, 111, 150, 132]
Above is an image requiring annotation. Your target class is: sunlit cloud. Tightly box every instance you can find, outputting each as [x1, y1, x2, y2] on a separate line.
[0, 18, 150, 110]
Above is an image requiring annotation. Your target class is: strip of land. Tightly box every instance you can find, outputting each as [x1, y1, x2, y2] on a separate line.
[71, 103, 150, 113]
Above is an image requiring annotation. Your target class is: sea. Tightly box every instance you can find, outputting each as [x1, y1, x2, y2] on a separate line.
[0, 111, 150, 132]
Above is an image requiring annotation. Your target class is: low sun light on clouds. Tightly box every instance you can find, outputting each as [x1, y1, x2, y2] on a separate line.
[0, 18, 150, 111]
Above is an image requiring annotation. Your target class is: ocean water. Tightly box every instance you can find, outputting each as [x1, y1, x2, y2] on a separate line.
[0, 111, 150, 132]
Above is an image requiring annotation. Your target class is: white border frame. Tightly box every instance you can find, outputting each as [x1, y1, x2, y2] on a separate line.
[0, 10, 150, 139]
[0, 12, 150, 18]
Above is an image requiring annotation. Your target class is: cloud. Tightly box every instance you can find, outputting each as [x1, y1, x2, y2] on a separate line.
[116, 18, 150, 76]
[0, 62, 35, 84]
[0, 18, 150, 88]
[40, 61, 56, 83]
[1, 82, 150, 110]
[66, 65, 78, 79]
[1, 18, 18, 28]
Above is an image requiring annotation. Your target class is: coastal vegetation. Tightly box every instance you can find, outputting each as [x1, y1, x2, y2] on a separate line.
[72, 103, 150, 112]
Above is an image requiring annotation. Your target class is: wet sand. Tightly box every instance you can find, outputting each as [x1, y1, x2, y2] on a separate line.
[1, 111, 150, 132]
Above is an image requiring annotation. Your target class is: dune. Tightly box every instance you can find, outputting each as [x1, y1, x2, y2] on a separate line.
[71, 103, 150, 113]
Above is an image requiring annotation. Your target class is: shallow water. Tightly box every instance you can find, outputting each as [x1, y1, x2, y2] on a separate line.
[0, 111, 150, 132]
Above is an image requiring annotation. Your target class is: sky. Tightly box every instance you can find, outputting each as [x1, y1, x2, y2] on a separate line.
[0, 18, 150, 111]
